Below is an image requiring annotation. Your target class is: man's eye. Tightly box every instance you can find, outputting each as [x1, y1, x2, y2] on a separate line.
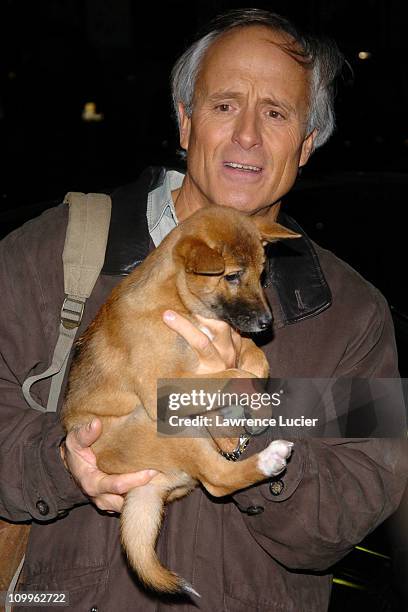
[267, 110, 284, 119]
[224, 272, 241, 284]
[216, 104, 231, 112]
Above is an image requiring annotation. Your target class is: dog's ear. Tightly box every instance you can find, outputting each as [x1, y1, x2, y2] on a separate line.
[252, 217, 301, 245]
[174, 237, 225, 274]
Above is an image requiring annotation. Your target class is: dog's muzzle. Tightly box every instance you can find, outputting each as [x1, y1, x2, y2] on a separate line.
[212, 297, 273, 333]
[232, 310, 273, 333]
[255, 311, 273, 330]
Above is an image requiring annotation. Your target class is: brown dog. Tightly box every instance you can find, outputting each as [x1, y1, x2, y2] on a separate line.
[62, 205, 299, 597]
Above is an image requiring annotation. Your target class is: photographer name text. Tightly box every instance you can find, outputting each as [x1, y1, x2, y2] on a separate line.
[167, 415, 318, 428]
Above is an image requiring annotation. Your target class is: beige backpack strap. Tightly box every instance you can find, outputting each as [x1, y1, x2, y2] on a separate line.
[62, 192, 112, 298]
[22, 192, 111, 413]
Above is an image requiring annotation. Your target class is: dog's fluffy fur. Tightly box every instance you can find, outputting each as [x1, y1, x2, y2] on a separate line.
[62, 205, 299, 596]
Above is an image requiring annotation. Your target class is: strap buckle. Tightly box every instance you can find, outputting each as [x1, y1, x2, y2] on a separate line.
[61, 296, 85, 329]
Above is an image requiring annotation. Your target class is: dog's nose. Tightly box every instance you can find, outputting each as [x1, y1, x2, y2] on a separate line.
[257, 311, 273, 330]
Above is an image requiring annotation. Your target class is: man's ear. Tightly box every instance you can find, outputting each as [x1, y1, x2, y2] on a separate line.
[174, 237, 225, 274]
[252, 217, 301, 245]
[299, 128, 318, 168]
[178, 103, 191, 151]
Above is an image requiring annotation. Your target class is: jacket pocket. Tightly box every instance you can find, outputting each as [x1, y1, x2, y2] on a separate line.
[222, 505, 298, 611]
[17, 567, 108, 610]
[20, 506, 112, 589]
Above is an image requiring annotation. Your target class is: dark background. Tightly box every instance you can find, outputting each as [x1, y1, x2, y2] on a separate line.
[1, 1, 407, 610]
[1, 1, 408, 312]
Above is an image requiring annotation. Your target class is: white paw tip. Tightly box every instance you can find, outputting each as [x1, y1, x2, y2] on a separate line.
[257, 439, 294, 477]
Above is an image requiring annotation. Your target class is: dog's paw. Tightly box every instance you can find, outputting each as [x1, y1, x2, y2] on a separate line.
[257, 440, 294, 477]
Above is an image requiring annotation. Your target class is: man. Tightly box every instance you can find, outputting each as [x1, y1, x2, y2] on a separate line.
[0, 8, 406, 611]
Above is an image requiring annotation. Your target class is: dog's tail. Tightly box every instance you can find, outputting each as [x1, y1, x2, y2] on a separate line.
[120, 483, 201, 598]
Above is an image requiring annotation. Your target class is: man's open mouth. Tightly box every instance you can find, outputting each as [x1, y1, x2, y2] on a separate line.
[224, 162, 262, 173]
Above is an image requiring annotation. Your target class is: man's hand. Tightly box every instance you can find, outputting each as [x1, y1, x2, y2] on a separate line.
[163, 310, 241, 374]
[61, 418, 158, 513]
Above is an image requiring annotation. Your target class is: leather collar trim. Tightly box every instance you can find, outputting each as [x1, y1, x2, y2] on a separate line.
[268, 212, 332, 324]
[101, 166, 332, 325]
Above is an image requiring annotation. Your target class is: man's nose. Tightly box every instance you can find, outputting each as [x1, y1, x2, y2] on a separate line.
[232, 108, 262, 150]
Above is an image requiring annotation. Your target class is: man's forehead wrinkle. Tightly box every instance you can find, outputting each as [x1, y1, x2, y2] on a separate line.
[196, 60, 305, 111]
[196, 33, 309, 91]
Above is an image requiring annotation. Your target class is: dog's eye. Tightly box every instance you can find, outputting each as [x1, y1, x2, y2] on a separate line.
[224, 272, 242, 284]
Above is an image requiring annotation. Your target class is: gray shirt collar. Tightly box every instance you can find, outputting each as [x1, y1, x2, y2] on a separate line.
[147, 169, 184, 246]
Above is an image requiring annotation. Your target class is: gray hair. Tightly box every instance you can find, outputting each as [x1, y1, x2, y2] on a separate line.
[171, 8, 344, 151]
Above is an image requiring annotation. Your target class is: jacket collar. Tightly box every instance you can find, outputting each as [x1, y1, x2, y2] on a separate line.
[102, 166, 332, 325]
[268, 212, 332, 324]
[102, 166, 165, 276]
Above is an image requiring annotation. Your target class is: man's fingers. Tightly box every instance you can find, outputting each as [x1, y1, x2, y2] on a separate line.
[93, 493, 124, 513]
[195, 315, 238, 366]
[231, 328, 242, 353]
[163, 311, 215, 355]
[71, 418, 103, 449]
[163, 310, 239, 372]
[95, 469, 159, 496]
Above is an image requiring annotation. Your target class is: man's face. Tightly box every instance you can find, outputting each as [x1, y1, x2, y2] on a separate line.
[179, 26, 316, 214]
